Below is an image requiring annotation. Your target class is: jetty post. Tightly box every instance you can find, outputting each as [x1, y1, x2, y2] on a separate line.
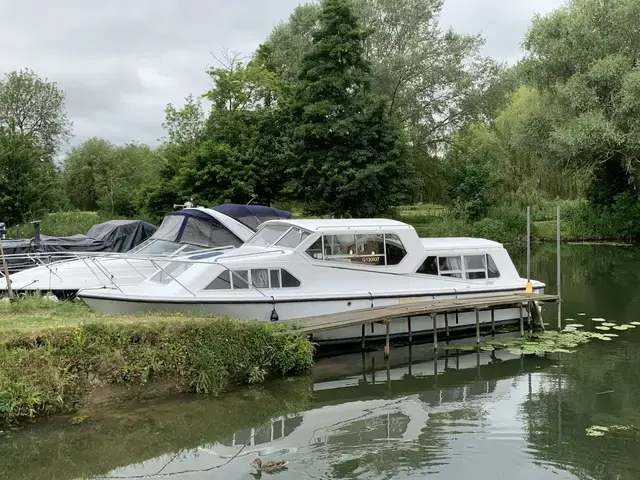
[557, 205, 562, 330]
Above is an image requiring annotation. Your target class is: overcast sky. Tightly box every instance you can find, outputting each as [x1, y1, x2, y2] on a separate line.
[0, 0, 566, 152]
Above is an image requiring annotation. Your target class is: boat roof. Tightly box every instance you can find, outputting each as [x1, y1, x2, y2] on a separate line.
[262, 218, 412, 231]
[420, 237, 503, 249]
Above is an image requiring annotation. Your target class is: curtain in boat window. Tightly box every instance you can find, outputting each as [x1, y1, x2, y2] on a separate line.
[252, 269, 270, 288]
[439, 256, 462, 277]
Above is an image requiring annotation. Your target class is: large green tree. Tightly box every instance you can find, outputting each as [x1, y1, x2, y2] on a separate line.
[522, 0, 640, 205]
[0, 69, 72, 154]
[256, 0, 506, 202]
[0, 127, 64, 225]
[286, 0, 415, 217]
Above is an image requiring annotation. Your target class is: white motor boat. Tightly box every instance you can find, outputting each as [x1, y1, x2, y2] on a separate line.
[78, 218, 545, 345]
[0, 204, 291, 299]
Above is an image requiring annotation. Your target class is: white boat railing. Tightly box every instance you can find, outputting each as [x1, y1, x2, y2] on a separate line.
[0, 246, 282, 295]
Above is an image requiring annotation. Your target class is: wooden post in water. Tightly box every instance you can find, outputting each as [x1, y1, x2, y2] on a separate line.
[475, 308, 480, 344]
[557, 205, 562, 330]
[432, 314, 438, 350]
[384, 320, 390, 358]
[519, 304, 525, 336]
[407, 316, 412, 344]
[361, 324, 366, 351]
[445, 313, 450, 341]
[490, 308, 495, 336]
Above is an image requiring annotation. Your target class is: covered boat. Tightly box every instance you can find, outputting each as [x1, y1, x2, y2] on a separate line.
[0, 204, 291, 298]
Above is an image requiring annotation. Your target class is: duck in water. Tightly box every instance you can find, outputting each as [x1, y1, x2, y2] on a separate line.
[250, 457, 288, 475]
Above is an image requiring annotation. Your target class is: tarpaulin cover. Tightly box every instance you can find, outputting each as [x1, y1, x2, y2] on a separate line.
[2, 219, 157, 257]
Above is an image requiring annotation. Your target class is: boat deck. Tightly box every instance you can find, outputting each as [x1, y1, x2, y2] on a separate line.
[280, 292, 560, 354]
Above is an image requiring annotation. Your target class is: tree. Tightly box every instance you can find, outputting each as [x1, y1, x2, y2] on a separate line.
[256, 0, 506, 202]
[444, 124, 505, 219]
[161, 94, 205, 147]
[286, 0, 415, 217]
[521, 0, 640, 205]
[63, 139, 162, 216]
[0, 126, 65, 225]
[0, 69, 72, 154]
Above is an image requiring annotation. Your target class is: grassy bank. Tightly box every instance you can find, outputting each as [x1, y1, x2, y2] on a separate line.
[395, 198, 640, 244]
[0, 297, 314, 427]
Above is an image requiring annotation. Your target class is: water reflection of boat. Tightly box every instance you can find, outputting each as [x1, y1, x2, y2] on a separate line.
[205, 345, 554, 457]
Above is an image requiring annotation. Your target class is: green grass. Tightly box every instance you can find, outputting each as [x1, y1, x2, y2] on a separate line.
[7, 211, 121, 238]
[0, 296, 315, 427]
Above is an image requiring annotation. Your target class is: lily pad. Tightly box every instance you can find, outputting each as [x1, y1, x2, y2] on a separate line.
[613, 325, 629, 331]
[578, 313, 587, 316]
[566, 324, 584, 328]
[592, 318, 606, 322]
[563, 327, 577, 332]
[630, 321, 640, 326]
[480, 345, 494, 352]
[602, 322, 616, 327]
[595, 326, 611, 331]
[622, 324, 636, 329]
[603, 333, 619, 337]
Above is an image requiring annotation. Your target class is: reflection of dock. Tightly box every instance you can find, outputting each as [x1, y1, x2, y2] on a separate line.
[213, 345, 555, 453]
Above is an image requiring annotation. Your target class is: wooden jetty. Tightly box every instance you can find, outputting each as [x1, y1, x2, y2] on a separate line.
[281, 292, 560, 357]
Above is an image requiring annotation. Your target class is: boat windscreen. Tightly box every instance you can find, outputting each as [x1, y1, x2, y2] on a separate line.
[180, 217, 243, 248]
[247, 225, 292, 246]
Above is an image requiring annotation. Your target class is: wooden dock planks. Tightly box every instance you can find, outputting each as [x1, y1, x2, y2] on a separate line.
[279, 292, 559, 335]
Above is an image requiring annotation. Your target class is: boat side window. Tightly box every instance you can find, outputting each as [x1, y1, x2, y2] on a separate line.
[464, 255, 487, 279]
[232, 270, 249, 289]
[305, 233, 406, 266]
[487, 254, 500, 278]
[252, 268, 270, 288]
[281, 269, 301, 287]
[204, 268, 300, 290]
[205, 270, 231, 290]
[439, 256, 463, 278]
[416, 256, 438, 275]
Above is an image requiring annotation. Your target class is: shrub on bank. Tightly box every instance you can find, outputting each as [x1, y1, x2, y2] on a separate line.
[0, 299, 314, 426]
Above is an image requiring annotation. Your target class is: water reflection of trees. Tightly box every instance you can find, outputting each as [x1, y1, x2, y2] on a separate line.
[522, 339, 640, 480]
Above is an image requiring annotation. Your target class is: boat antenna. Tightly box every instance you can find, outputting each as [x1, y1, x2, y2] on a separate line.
[247, 194, 258, 205]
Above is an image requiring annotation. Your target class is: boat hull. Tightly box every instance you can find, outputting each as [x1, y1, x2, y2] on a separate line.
[81, 287, 541, 345]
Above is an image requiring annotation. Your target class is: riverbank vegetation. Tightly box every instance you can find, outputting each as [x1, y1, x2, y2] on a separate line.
[0, 296, 314, 427]
[2, 0, 640, 241]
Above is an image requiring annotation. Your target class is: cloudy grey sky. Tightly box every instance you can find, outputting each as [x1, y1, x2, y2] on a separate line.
[0, 0, 566, 152]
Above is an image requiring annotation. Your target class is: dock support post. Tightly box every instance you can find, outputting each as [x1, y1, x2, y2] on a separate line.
[445, 313, 450, 341]
[407, 316, 412, 344]
[475, 309, 480, 344]
[361, 324, 366, 351]
[384, 321, 390, 358]
[432, 314, 438, 350]
[557, 204, 562, 330]
[490, 308, 495, 336]
[519, 304, 525, 337]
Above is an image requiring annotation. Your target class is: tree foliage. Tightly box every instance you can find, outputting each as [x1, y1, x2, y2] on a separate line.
[0, 69, 72, 154]
[285, 0, 415, 217]
[0, 127, 65, 225]
[63, 139, 162, 217]
[522, 0, 640, 205]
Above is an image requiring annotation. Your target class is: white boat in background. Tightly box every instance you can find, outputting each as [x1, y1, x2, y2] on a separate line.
[0, 204, 291, 299]
[79, 218, 545, 344]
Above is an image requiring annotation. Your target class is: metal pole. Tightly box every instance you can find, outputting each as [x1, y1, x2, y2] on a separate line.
[0, 238, 13, 298]
[557, 205, 562, 330]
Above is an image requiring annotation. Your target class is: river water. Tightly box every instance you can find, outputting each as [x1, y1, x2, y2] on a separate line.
[2, 244, 640, 480]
